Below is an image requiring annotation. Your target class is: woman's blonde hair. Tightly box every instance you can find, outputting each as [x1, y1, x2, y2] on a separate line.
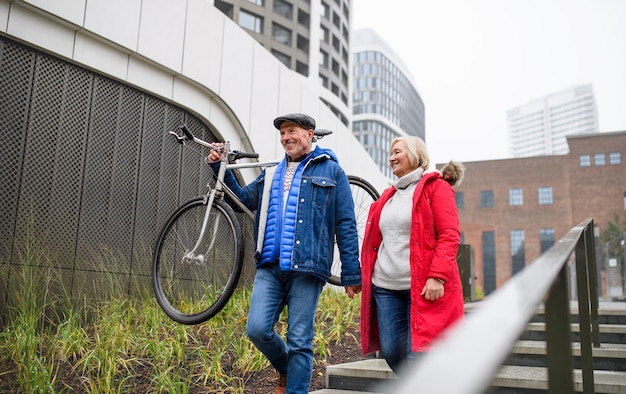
[390, 136, 430, 170]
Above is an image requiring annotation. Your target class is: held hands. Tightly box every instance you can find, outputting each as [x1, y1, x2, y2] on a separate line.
[207, 143, 225, 163]
[421, 277, 444, 301]
[344, 285, 362, 299]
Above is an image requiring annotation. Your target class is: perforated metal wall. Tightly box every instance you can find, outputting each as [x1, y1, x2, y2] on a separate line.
[0, 36, 244, 309]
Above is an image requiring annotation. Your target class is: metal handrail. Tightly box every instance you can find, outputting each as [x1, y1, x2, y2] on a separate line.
[393, 218, 599, 394]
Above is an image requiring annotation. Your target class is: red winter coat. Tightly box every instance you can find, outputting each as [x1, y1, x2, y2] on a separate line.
[360, 168, 465, 355]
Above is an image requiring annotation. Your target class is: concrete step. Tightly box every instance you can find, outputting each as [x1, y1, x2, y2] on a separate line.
[488, 365, 626, 393]
[505, 340, 626, 371]
[319, 358, 626, 393]
[521, 321, 626, 344]
[316, 302, 626, 393]
[464, 300, 626, 325]
[323, 359, 396, 393]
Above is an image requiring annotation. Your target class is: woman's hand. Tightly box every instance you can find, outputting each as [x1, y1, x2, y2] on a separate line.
[421, 277, 444, 301]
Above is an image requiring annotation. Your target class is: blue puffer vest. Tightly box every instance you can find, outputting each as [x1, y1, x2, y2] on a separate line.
[211, 145, 361, 285]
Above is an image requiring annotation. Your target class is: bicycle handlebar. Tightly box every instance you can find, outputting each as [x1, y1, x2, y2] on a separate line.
[171, 123, 333, 161]
[231, 150, 259, 160]
[179, 124, 195, 141]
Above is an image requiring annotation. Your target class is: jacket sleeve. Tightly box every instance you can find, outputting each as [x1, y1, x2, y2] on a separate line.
[428, 179, 461, 283]
[334, 170, 362, 285]
[209, 162, 263, 211]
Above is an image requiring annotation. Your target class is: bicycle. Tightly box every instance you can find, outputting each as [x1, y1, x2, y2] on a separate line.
[152, 124, 379, 325]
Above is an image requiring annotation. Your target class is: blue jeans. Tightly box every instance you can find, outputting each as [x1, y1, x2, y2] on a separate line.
[246, 263, 324, 394]
[372, 284, 416, 375]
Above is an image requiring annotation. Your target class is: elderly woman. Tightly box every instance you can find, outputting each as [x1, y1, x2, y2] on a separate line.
[360, 136, 465, 375]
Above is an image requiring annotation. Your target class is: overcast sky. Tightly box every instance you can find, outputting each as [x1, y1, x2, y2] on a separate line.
[352, 0, 626, 165]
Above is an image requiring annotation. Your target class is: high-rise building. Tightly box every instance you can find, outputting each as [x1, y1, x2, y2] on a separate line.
[351, 28, 425, 179]
[507, 84, 599, 158]
[214, 0, 352, 125]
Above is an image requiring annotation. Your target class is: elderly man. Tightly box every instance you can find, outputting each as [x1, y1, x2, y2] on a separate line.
[208, 113, 361, 393]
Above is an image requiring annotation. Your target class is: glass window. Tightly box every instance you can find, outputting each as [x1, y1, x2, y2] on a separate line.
[609, 152, 621, 165]
[579, 154, 591, 167]
[510, 230, 525, 275]
[319, 50, 328, 66]
[271, 49, 290, 67]
[239, 10, 263, 33]
[509, 188, 523, 206]
[318, 73, 328, 87]
[482, 231, 496, 295]
[540, 228, 555, 253]
[272, 23, 291, 45]
[595, 153, 606, 166]
[320, 26, 328, 43]
[481, 190, 494, 207]
[320, 2, 329, 18]
[273, 0, 292, 18]
[538, 186, 553, 205]
[455, 191, 464, 209]
[245, 0, 264, 4]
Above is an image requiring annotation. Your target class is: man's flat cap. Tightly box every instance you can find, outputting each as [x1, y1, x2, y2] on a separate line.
[273, 113, 316, 130]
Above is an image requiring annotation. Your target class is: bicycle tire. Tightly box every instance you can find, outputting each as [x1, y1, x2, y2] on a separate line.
[328, 175, 380, 286]
[152, 197, 244, 325]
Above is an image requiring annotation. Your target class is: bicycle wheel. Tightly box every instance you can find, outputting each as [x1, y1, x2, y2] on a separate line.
[152, 197, 243, 325]
[328, 175, 380, 286]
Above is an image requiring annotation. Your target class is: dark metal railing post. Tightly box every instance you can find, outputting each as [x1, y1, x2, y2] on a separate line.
[584, 221, 601, 347]
[545, 264, 575, 394]
[395, 218, 601, 394]
[576, 222, 597, 393]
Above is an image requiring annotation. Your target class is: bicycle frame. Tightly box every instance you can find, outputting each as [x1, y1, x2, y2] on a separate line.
[172, 127, 279, 261]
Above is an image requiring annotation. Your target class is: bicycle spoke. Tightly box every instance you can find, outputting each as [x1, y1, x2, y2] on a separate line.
[153, 198, 243, 324]
[329, 176, 379, 286]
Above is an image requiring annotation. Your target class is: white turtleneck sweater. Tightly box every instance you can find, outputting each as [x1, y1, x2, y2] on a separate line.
[372, 168, 423, 291]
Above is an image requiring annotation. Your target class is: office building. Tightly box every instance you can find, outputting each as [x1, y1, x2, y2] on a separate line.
[507, 84, 599, 158]
[214, 0, 352, 125]
[352, 28, 425, 179]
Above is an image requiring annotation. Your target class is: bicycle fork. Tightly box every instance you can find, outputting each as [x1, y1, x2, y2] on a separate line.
[182, 162, 227, 265]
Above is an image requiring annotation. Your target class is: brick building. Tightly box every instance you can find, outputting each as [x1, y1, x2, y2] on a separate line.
[452, 131, 626, 295]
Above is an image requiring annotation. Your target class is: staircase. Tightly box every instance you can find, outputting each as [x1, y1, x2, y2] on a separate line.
[311, 301, 626, 393]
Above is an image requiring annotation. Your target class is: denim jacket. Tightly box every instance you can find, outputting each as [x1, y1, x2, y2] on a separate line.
[213, 146, 361, 285]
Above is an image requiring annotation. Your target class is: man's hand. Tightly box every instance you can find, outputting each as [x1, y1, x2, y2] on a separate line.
[207, 143, 225, 163]
[344, 285, 362, 299]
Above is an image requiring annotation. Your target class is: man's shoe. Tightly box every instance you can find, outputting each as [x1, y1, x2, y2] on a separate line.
[274, 373, 286, 394]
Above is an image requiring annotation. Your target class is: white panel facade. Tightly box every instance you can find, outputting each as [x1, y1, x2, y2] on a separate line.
[218, 20, 255, 132]
[7, 4, 75, 58]
[171, 76, 217, 126]
[137, 0, 186, 72]
[127, 56, 174, 99]
[3, 0, 388, 189]
[182, 0, 224, 90]
[84, 0, 141, 51]
[249, 46, 283, 161]
[74, 32, 130, 81]
[276, 69, 305, 115]
[21, 0, 86, 26]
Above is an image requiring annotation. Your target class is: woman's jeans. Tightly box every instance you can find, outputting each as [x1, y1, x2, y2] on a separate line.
[246, 263, 324, 394]
[372, 284, 416, 375]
